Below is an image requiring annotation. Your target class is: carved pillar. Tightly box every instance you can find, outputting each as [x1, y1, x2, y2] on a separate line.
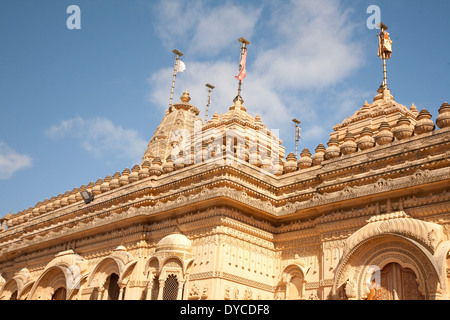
[97, 287, 105, 300]
[177, 280, 185, 300]
[429, 292, 442, 300]
[183, 276, 189, 301]
[284, 274, 291, 300]
[157, 279, 165, 300]
[145, 277, 154, 300]
[118, 285, 125, 300]
[301, 279, 307, 299]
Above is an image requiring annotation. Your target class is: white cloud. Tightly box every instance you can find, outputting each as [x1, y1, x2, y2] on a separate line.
[189, 4, 262, 57]
[45, 117, 148, 161]
[0, 142, 32, 180]
[152, 0, 261, 58]
[148, 0, 367, 149]
[251, 0, 363, 91]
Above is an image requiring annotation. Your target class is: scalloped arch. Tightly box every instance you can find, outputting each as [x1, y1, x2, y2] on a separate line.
[345, 217, 444, 256]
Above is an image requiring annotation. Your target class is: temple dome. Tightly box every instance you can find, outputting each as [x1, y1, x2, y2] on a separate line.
[156, 232, 192, 252]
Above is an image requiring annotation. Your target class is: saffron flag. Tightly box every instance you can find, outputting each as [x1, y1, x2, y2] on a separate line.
[378, 31, 392, 59]
[176, 60, 186, 73]
[235, 48, 247, 81]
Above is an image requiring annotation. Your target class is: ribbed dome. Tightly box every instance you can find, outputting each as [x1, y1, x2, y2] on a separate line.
[157, 232, 191, 252]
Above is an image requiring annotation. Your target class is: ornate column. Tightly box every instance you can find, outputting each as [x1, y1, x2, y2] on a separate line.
[118, 285, 125, 300]
[301, 279, 307, 299]
[284, 274, 291, 300]
[157, 278, 165, 300]
[145, 277, 154, 300]
[97, 287, 105, 300]
[177, 280, 185, 300]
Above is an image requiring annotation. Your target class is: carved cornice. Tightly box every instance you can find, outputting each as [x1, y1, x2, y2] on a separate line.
[0, 128, 449, 261]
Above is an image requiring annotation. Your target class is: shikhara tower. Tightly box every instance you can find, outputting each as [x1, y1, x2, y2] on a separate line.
[1, 32, 450, 300]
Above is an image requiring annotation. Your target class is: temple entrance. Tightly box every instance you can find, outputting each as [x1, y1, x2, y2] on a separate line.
[370, 263, 424, 300]
[52, 287, 66, 300]
[106, 273, 120, 300]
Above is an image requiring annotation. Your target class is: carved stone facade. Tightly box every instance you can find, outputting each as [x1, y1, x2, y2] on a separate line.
[0, 88, 449, 300]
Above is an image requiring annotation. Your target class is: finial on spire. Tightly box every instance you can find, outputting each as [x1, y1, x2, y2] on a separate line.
[180, 90, 191, 103]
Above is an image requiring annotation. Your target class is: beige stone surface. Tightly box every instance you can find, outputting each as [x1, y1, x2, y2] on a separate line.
[0, 90, 449, 300]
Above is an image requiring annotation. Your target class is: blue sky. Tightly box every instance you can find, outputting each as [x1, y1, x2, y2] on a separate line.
[1, 0, 449, 218]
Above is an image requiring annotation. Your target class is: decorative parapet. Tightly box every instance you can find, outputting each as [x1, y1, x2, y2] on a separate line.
[0, 125, 449, 258]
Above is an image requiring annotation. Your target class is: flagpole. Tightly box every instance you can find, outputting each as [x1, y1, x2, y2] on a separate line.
[378, 23, 389, 90]
[205, 83, 215, 122]
[169, 49, 183, 108]
[235, 37, 250, 103]
[292, 118, 301, 158]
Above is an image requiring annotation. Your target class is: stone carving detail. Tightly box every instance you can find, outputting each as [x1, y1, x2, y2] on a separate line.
[188, 283, 200, 299]
[243, 287, 253, 300]
[0, 86, 449, 301]
[344, 280, 357, 300]
[224, 286, 231, 300]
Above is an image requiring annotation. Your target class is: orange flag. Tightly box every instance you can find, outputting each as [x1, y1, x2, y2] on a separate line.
[235, 48, 247, 81]
[378, 31, 392, 59]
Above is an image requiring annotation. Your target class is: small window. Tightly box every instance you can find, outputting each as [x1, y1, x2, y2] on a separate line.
[163, 274, 179, 300]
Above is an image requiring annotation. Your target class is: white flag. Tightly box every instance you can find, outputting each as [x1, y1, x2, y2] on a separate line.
[296, 126, 302, 140]
[176, 60, 186, 73]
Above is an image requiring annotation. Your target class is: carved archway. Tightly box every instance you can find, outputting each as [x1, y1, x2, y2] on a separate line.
[143, 257, 160, 300]
[144, 231, 194, 300]
[0, 279, 18, 300]
[333, 218, 444, 300]
[86, 246, 137, 300]
[1, 275, 35, 300]
[434, 240, 450, 299]
[28, 250, 87, 300]
[280, 264, 308, 300]
[29, 266, 68, 300]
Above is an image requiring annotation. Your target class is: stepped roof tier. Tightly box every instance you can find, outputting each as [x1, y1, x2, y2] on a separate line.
[330, 88, 419, 145]
[1, 87, 448, 231]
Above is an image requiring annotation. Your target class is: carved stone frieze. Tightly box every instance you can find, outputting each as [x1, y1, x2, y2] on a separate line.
[0, 87, 449, 300]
